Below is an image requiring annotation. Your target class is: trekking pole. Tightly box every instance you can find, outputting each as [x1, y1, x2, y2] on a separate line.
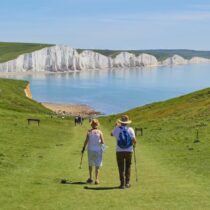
[79, 150, 84, 169]
[133, 146, 138, 182]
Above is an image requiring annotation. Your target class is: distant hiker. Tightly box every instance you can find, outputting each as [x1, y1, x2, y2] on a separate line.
[111, 115, 136, 189]
[81, 119, 105, 184]
[74, 116, 79, 126]
[74, 115, 83, 126]
[77, 115, 83, 125]
[80, 116, 84, 125]
[78, 115, 82, 125]
[89, 117, 93, 123]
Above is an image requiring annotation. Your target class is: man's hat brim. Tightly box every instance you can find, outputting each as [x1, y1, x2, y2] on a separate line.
[118, 119, 132, 124]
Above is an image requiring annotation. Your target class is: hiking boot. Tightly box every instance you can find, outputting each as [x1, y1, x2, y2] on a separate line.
[95, 180, 100, 185]
[86, 178, 93, 184]
[125, 183, 131, 188]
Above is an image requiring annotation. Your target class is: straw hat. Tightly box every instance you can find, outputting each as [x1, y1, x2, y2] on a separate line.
[91, 119, 100, 127]
[118, 115, 132, 124]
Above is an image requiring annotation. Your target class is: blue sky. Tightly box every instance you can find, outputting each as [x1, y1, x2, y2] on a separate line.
[0, 0, 210, 50]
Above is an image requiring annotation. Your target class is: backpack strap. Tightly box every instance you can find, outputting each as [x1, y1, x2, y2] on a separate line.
[119, 126, 128, 131]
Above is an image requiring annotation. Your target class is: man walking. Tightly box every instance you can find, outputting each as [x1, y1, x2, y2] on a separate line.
[111, 115, 136, 189]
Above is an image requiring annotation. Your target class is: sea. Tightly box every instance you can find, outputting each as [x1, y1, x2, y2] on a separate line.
[2, 64, 210, 115]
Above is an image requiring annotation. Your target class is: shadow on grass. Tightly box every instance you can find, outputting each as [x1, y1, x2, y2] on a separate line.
[60, 179, 87, 185]
[60, 179, 120, 190]
[84, 186, 120, 190]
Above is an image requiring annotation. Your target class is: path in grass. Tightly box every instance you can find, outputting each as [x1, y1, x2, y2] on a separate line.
[1, 114, 210, 210]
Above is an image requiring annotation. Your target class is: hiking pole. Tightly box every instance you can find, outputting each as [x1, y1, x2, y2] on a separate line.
[133, 146, 138, 182]
[79, 152, 84, 169]
[79, 147, 85, 169]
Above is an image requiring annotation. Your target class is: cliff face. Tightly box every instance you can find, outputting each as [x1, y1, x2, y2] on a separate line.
[0, 45, 210, 73]
[24, 84, 32, 99]
[189, 57, 210, 64]
[161, 55, 188, 65]
[113, 52, 158, 67]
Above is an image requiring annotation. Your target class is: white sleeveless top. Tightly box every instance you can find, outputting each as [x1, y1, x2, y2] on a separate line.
[87, 129, 102, 152]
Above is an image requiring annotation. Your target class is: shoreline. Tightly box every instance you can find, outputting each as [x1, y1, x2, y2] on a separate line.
[0, 63, 197, 77]
[0, 63, 210, 77]
[0, 66, 157, 77]
[42, 102, 102, 117]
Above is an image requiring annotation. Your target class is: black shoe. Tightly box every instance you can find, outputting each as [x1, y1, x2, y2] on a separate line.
[119, 184, 125, 189]
[86, 178, 93, 184]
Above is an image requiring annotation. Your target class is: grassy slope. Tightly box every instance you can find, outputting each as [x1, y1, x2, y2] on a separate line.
[0, 79, 210, 210]
[0, 78, 51, 113]
[0, 42, 53, 63]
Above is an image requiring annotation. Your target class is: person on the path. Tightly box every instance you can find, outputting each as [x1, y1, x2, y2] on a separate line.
[81, 119, 105, 184]
[78, 115, 83, 125]
[74, 116, 79, 126]
[111, 115, 136, 189]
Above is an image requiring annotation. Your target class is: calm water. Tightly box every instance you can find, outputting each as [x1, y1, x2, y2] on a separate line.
[3, 64, 210, 114]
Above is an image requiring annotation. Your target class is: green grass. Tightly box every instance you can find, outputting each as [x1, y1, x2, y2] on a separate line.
[0, 42, 53, 63]
[0, 78, 210, 209]
[0, 78, 51, 113]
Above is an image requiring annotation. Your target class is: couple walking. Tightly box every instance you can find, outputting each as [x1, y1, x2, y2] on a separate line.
[81, 115, 136, 189]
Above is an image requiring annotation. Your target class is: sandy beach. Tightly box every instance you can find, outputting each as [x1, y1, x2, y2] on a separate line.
[42, 102, 102, 117]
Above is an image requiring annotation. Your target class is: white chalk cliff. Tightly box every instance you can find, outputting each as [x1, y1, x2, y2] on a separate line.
[0, 45, 210, 73]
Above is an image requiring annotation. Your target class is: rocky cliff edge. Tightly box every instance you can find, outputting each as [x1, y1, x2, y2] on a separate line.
[0, 45, 210, 73]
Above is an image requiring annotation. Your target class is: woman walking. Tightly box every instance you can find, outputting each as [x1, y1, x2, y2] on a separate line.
[81, 119, 105, 184]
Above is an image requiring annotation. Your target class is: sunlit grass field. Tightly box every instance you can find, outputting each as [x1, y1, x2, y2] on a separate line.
[0, 78, 210, 210]
[0, 42, 53, 63]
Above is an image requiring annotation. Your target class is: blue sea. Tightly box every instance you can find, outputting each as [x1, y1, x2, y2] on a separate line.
[3, 64, 210, 114]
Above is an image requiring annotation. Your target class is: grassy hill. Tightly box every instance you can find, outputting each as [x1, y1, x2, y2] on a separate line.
[0, 78, 210, 210]
[0, 42, 53, 63]
[0, 78, 50, 113]
[103, 88, 210, 176]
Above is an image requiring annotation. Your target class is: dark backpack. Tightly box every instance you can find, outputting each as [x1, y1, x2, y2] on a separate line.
[117, 126, 133, 149]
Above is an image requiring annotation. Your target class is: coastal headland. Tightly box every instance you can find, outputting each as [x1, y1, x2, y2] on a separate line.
[1, 44, 210, 74]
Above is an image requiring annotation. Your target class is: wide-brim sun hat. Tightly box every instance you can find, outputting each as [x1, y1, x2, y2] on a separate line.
[91, 119, 100, 127]
[118, 115, 132, 124]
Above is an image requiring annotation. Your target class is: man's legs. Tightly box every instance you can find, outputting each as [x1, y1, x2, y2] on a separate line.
[116, 152, 125, 187]
[125, 152, 132, 187]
